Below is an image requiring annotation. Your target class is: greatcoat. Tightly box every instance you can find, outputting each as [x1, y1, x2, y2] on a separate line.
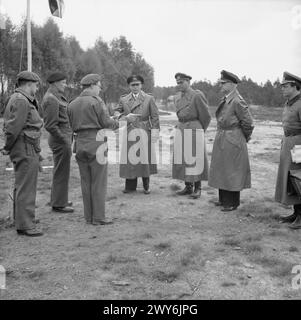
[209, 89, 254, 191]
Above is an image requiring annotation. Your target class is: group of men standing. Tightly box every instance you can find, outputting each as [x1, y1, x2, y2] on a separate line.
[1, 68, 301, 236]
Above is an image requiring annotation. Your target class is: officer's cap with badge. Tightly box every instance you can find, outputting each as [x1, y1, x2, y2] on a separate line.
[47, 72, 67, 84]
[175, 73, 192, 81]
[281, 71, 301, 88]
[17, 71, 41, 83]
[127, 75, 144, 85]
[80, 74, 102, 86]
[219, 70, 241, 84]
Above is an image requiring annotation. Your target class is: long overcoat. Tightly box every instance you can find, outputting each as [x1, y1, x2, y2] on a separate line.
[209, 89, 254, 191]
[116, 91, 160, 179]
[172, 88, 211, 182]
[275, 94, 301, 205]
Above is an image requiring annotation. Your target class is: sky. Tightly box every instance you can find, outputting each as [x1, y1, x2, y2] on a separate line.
[0, 0, 300, 86]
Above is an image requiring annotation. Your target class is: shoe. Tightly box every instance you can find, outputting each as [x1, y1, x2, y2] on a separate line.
[92, 219, 113, 225]
[289, 215, 301, 229]
[279, 212, 297, 223]
[17, 229, 43, 237]
[221, 206, 238, 212]
[122, 189, 136, 194]
[52, 206, 74, 213]
[144, 189, 150, 194]
[213, 201, 222, 206]
[189, 189, 201, 199]
[176, 184, 193, 196]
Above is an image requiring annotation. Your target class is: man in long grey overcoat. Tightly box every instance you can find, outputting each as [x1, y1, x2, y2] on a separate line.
[276, 72, 301, 229]
[209, 70, 254, 211]
[115, 75, 160, 194]
[42, 72, 73, 213]
[172, 72, 211, 199]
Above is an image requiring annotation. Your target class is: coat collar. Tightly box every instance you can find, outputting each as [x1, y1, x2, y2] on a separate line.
[15, 88, 35, 102]
[225, 88, 240, 104]
[80, 88, 99, 97]
[48, 86, 67, 102]
[287, 93, 301, 107]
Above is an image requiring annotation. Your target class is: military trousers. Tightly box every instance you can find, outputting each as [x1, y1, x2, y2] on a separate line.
[49, 133, 72, 207]
[77, 159, 107, 223]
[9, 136, 40, 230]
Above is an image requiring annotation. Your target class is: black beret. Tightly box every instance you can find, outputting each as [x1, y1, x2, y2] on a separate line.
[127, 75, 144, 84]
[80, 74, 102, 85]
[47, 72, 67, 83]
[219, 70, 241, 84]
[175, 73, 192, 81]
[17, 71, 41, 83]
[281, 71, 301, 87]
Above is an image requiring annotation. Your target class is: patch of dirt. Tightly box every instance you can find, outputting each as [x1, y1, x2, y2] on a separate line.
[1, 114, 301, 300]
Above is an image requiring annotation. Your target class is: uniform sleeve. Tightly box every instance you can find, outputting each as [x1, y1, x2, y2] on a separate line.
[94, 99, 119, 130]
[42, 96, 66, 143]
[4, 99, 29, 151]
[149, 97, 160, 129]
[194, 92, 211, 131]
[234, 99, 254, 141]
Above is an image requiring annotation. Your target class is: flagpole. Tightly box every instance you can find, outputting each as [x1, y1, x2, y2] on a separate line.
[26, 0, 32, 71]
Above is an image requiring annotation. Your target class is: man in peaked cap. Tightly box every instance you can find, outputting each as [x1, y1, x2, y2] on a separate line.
[68, 74, 134, 225]
[114, 74, 160, 194]
[209, 70, 254, 211]
[1, 71, 43, 236]
[172, 72, 211, 199]
[41, 72, 74, 213]
[276, 72, 301, 229]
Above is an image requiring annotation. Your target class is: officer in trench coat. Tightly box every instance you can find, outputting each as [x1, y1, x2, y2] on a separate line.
[67, 74, 136, 225]
[1, 71, 43, 236]
[115, 75, 160, 194]
[172, 72, 211, 199]
[276, 72, 301, 229]
[41, 72, 73, 213]
[208, 70, 254, 211]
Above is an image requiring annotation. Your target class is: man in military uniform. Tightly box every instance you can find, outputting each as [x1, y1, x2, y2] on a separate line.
[67, 74, 136, 225]
[41, 72, 73, 213]
[276, 72, 301, 229]
[172, 73, 211, 199]
[115, 75, 160, 194]
[209, 70, 254, 211]
[1, 71, 43, 236]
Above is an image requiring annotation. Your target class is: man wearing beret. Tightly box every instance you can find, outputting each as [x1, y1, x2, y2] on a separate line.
[115, 75, 160, 194]
[172, 73, 211, 198]
[1, 71, 43, 236]
[276, 72, 301, 229]
[68, 74, 135, 225]
[209, 70, 254, 211]
[41, 72, 73, 213]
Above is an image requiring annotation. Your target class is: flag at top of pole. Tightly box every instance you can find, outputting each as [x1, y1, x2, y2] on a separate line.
[48, 0, 64, 18]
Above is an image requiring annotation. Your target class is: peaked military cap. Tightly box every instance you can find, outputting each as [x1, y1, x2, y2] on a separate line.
[175, 73, 192, 81]
[80, 74, 102, 85]
[47, 72, 67, 83]
[17, 71, 41, 83]
[219, 70, 241, 84]
[281, 71, 301, 87]
[127, 75, 144, 84]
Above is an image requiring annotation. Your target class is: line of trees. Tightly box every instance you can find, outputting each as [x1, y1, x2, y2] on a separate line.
[1, 17, 285, 115]
[154, 77, 285, 110]
[0, 17, 154, 112]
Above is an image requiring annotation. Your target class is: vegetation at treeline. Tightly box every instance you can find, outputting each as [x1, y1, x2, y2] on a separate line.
[0, 18, 285, 114]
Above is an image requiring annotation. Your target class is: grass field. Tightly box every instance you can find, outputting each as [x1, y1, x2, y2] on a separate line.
[1, 105, 301, 300]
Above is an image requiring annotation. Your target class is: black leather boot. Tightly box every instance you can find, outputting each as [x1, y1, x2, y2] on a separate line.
[143, 177, 150, 194]
[176, 182, 193, 195]
[189, 181, 201, 199]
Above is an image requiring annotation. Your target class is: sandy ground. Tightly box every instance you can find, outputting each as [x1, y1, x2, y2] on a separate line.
[0, 111, 301, 300]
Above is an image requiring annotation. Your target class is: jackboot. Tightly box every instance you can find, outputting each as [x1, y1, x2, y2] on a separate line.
[189, 181, 201, 199]
[176, 182, 193, 195]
